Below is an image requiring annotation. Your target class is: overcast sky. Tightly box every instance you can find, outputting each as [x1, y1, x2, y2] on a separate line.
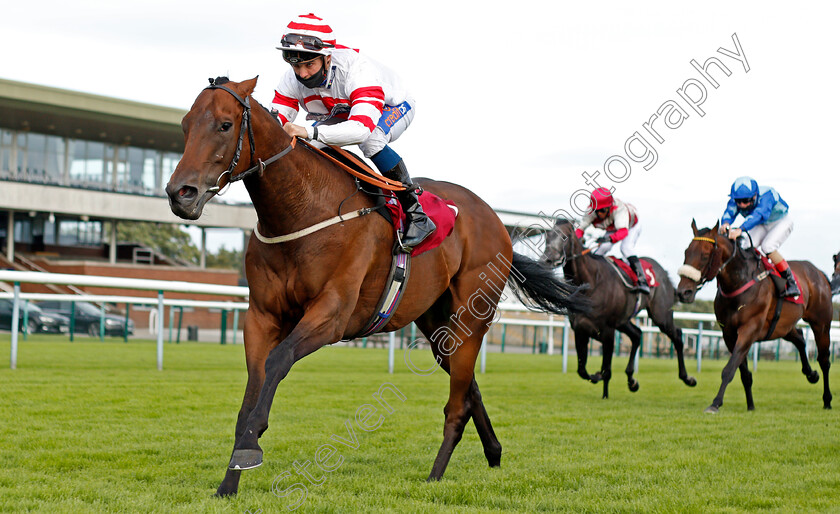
[3, 1, 838, 300]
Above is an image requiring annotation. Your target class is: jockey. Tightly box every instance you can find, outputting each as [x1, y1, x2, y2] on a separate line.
[720, 176, 799, 297]
[575, 187, 649, 294]
[273, 13, 435, 250]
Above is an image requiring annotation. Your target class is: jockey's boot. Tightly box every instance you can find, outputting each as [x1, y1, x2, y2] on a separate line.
[627, 256, 650, 295]
[384, 160, 436, 251]
[778, 265, 801, 297]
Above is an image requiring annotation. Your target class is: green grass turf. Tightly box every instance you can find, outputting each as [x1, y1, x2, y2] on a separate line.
[0, 335, 837, 513]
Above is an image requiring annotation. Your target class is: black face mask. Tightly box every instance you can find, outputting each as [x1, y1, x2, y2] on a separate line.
[295, 59, 327, 89]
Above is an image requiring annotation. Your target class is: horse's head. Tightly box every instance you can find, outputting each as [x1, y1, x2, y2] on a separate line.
[165, 76, 259, 220]
[676, 219, 727, 303]
[540, 218, 577, 267]
[830, 252, 840, 295]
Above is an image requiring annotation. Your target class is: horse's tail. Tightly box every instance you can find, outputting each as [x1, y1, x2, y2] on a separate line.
[507, 252, 590, 314]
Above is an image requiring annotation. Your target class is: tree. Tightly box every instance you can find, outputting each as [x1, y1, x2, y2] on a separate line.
[115, 222, 200, 265]
[206, 245, 243, 272]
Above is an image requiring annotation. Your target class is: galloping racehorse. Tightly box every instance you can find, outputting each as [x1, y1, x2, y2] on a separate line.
[165, 77, 587, 496]
[540, 218, 696, 399]
[676, 220, 832, 413]
[830, 252, 840, 294]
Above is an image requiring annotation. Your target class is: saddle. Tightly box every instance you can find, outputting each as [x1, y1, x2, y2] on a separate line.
[604, 256, 658, 289]
[753, 250, 804, 304]
[310, 144, 458, 338]
[312, 144, 457, 257]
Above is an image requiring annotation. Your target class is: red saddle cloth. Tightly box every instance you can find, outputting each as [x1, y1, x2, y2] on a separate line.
[608, 257, 658, 287]
[754, 250, 804, 304]
[384, 191, 458, 256]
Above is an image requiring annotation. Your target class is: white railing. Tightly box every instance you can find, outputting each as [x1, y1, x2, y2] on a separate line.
[0, 270, 248, 371]
[2, 271, 837, 374]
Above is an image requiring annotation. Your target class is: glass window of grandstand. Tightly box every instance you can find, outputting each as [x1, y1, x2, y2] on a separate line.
[69, 139, 108, 188]
[0, 129, 13, 178]
[21, 133, 66, 184]
[58, 220, 103, 247]
[118, 146, 161, 195]
[161, 152, 180, 188]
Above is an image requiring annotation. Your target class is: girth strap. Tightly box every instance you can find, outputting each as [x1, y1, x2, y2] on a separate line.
[355, 251, 411, 338]
[762, 295, 785, 341]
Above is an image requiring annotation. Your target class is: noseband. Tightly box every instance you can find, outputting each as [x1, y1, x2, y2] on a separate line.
[680, 234, 737, 291]
[204, 80, 297, 194]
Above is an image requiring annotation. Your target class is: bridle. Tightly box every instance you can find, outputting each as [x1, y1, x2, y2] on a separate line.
[204, 80, 297, 194]
[682, 234, 741, 293]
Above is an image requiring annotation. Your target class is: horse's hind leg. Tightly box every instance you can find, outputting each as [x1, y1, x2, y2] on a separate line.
[574, 328, 594, 382]
[468, 378, 502, 467]
[783, 328, 819, 384]
[738, 358, 755, 411]
[426, 335, 482, 481]
[648, 303, 696, 387]
[415, 297, 501, 480]
[618, 321, 641, 392]
[415, 315, 503, 471]
[812, 324, 832, 408]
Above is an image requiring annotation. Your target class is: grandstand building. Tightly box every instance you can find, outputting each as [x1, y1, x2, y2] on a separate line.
[0, 78, 554, 330]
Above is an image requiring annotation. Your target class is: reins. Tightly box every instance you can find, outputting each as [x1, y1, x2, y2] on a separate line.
[205, 79, 405, 194]
[205, 81, 399, 244]
[689, 233, 762, 297]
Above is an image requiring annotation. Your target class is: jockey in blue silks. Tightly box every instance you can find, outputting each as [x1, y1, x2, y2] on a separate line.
[720, 176, 799, 297]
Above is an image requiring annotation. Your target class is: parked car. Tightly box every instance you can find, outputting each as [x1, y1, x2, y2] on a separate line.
[35, 300, 134, 337]
[0, 299, 70, 334]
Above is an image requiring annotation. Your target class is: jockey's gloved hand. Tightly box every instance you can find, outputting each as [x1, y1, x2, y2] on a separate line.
[595, 235, 611, 244]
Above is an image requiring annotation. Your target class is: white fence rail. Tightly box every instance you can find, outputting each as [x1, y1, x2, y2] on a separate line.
[1, 270, 248, 371]
[2, 271, 838, 373]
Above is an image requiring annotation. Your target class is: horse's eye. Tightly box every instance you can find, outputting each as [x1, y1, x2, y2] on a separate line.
[220, 122, 233, 132]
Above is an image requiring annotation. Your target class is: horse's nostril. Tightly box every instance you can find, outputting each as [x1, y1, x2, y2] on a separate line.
[177, 186, 198, 200]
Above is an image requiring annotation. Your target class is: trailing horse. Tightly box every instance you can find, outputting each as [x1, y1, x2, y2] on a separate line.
[540, 218, 696, 399]
[676, 220, 832, 413]
[165, 77, 588, 496]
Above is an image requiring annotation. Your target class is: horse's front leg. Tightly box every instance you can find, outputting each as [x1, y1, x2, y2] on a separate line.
[596, 328, 616, 399]
[216, 311, 280, 496]
[229, 293, 351, 471]
[705, 327, 755, 413]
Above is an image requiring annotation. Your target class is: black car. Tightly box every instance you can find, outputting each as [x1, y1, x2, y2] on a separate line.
[36, 300, 134, 337]
[0, 299, 70, 334]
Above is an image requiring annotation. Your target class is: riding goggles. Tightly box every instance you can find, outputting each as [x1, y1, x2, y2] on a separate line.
[279, 34, 335, 51]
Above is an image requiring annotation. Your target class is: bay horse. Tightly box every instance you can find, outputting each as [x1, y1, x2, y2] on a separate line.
[165, 77, 587, 496]
[539, 218, 696, 399]
[676, 220, 832, 413]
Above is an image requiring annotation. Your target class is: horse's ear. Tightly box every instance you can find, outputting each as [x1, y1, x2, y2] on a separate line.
[240, 75, 259, 97]
[690, 218, 698, 235]
[712, 220, 720, 234]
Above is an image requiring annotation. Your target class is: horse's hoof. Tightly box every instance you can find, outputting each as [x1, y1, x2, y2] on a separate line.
[229, 449, 263, 470]
[807, 371, 820, 384]
[685, 377, 697, 387]
[590, 373, 602, 384]
[214, 488, 237, 498]
[824, 404, 832, 410]
[628, 379, 639, 392]
[703, 405, 719, 414]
